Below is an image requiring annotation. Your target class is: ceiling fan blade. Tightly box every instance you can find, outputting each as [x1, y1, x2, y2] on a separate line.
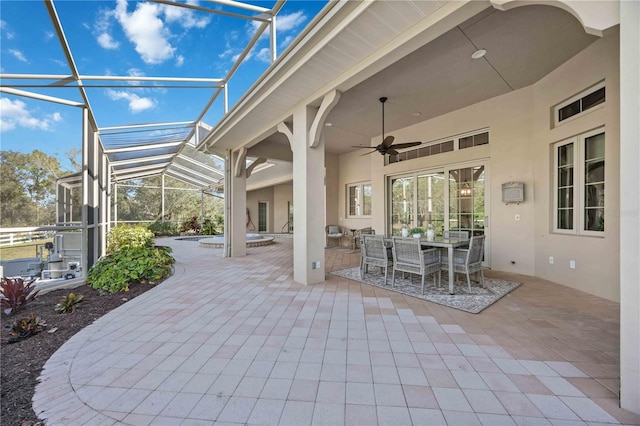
[350, 145, 377, 149]
[386, 148, 399, 155]
[390, 141, 422, 150]
[382, 135, 395, 148]
[360, 150, 377, 156]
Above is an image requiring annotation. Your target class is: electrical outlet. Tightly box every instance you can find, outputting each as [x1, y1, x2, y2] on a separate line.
[569, 260, 576, 269]
[312, 261, 321, 269]
[549, 256, 554, 264]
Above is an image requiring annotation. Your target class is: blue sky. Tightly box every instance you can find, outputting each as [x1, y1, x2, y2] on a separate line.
[0, 0, 327, 170]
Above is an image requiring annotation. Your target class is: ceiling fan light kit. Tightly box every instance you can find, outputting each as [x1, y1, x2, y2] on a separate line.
[352, 96, 422, 156]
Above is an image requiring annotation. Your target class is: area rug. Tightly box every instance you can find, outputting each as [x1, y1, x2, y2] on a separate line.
[331, 267, 522, 314]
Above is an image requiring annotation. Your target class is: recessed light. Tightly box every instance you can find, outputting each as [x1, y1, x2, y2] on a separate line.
[411, 112, 422, 117]
[471, 48, 487, 59]
[324, 122, 333, 127]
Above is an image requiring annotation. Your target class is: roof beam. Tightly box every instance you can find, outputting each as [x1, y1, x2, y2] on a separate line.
[0, 87, 84, 107]
[109, 154, 175, 167]
[103, 141, 183, 154]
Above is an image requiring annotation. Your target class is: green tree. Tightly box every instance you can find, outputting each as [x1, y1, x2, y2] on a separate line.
[0, 150, 62, 226]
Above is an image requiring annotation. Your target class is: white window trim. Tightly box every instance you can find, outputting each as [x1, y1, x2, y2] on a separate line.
[553, 81, 606, 128]
[552, 127, 605, 236]
[347, 181, 372, 218]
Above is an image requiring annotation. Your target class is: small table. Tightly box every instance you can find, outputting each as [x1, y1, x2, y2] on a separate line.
[419, 237, 469, 295]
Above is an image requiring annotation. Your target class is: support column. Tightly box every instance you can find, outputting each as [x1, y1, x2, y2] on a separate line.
[291, 107, 326, 285]
[229, 148, 247, 257]
[620, 0, 640, 415]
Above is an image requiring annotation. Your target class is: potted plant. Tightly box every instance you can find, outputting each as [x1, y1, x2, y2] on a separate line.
[410, 227, 423, 238]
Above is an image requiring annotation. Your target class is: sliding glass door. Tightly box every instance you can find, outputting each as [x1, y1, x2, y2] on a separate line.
[389, 162, 489, 264]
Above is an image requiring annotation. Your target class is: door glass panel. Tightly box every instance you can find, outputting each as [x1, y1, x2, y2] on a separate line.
[258, 202, 267, 232]
[449, 166, 485, 236]
[417, 172, 445, 235]
[584, 132, 605, 231]
[390, 176, 414, 235]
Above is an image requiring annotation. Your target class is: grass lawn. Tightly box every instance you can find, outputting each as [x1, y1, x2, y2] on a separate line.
[0, 239, 52, 261]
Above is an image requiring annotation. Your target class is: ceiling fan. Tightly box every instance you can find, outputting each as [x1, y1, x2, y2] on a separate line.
[354, 97, 422, 156]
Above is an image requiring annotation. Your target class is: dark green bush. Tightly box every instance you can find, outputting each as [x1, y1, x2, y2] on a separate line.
[87, 246, 175, 293]
[107, 225, 154, 255]
[148, 220, 178, 237]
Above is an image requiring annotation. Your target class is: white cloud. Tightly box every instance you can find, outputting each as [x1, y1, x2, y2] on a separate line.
[97, 32, 120, 49]
[106, 89, 156, 113]
[0, 98, 62, 132]
[163, 1, 210, 29]
[250, 10, 307, 38]
[9, 49, 27, 62]
[276, 11, 307, 32]
[114, 0, 175, 64]
[256, 47, 271, 63]
[44, 30, 54, 41]
[1, 20, 15, 39]
[280, 35, 294, 49]
[175, 55, 185, 67]
[51, 59, 67, 68]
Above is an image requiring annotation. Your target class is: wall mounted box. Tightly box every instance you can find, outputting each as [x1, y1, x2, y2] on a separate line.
[502, 182, 524, 204]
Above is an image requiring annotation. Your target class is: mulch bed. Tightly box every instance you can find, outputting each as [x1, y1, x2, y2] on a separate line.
[1, 283, 157, 426]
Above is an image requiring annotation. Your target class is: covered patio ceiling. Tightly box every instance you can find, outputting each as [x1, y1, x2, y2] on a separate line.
[199, 2, 602, 156]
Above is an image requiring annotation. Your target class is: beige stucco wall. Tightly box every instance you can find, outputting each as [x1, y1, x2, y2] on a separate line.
[337, 150, 373, 231]
[274, 183, 293, 233]
[337, 30, 620, 301]
[532, 29, 620, 300]
[246, 187, 274, 233]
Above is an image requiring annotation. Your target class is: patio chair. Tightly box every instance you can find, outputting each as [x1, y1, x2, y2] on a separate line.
[325, 225, 344, 247]
[443, 230, 469, 240]
[361, 234, 393, 285]
[444, 234, 485, 292]
[391, 237, 441, 294]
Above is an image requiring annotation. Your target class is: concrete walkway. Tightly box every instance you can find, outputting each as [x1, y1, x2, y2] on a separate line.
[34, 237, 640, 425]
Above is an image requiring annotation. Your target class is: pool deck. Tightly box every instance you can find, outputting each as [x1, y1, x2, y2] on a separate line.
[33, 236, 640, 425]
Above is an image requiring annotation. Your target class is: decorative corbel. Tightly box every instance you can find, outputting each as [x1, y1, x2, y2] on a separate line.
[277, 122, 293, 150]
[309, 90, 341, 148]
[246, 157, 266, 178]
[234, 146, 247, 177]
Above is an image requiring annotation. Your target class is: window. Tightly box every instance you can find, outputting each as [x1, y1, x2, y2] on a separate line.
[387, 129, 488, 164]
[347, 182, 372, 217]
[554, 82, 605, 127]
[553, 129, 605, 235]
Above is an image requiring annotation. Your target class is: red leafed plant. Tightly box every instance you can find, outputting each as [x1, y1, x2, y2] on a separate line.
[0, 277, 40, 315]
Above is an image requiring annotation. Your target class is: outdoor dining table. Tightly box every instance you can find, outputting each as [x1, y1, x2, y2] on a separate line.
[418, 237, 469, 295]
[384, 236, 470, 295]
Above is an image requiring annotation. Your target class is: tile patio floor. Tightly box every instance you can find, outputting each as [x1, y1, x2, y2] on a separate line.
[33, 237, 640, 425]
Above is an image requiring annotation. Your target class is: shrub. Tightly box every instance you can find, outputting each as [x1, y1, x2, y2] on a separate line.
[180, 216, 201, 234]
[410, 227, 423, 235]
[107, 225, 154, 254]
[148, 220, 178, 237]
[8, 313, 46, 343]
[54, 293, 84, 313]
[87, 246, 175, 293]
[1, 277, 40, 315]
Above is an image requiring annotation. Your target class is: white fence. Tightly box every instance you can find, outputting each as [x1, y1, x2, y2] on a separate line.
[0, 229, 50, 247]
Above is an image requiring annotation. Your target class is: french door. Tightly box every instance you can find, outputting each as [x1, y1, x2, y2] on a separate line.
[258, 202, 268, 232]
[389, 162, 490, 265]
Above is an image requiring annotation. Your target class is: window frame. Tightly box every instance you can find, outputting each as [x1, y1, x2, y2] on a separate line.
[552, 127, 605, 236]
[553, 81, 606, 128]
[346, 181, 372, 218]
